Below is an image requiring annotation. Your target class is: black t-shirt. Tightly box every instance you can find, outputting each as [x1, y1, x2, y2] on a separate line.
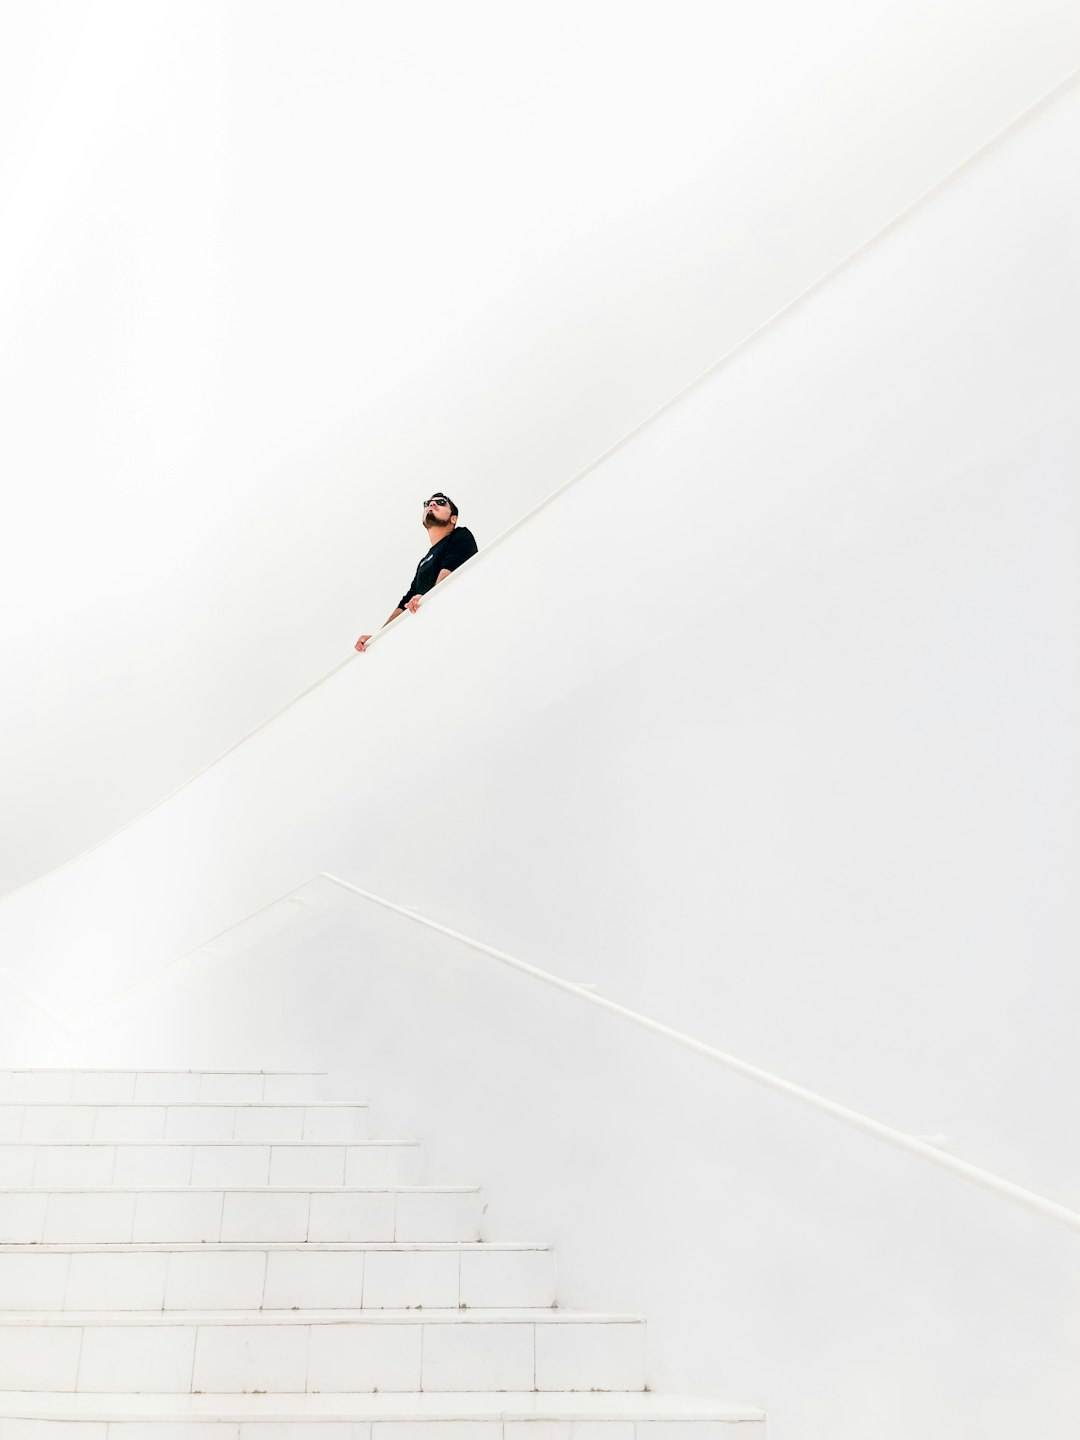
[399, 526, 478, 609]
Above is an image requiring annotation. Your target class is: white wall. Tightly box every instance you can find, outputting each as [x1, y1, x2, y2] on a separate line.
[2, 73, 1079, 1440]
[2, 0, 1078, 894]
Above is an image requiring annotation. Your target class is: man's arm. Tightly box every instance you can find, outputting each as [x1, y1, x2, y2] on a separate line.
[355, 606, 404, 653]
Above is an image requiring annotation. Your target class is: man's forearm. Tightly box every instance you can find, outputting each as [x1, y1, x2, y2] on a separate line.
[384, 607, 404, 625]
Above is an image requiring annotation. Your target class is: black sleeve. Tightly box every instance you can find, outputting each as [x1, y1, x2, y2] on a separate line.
[399, 562, 422, 610]
[439, 526, 479, 573]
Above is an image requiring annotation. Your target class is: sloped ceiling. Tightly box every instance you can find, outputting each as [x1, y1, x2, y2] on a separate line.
[1, 0, 1077, 895]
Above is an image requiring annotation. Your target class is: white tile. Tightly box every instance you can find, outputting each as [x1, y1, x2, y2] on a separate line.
[269, 1147, 344, 1188]
[192, 1324, 308, 1393]
[133, 1192, 223, 1243]
[111, 1427, 238, 1440]
[0, 1147, 36, 1185]
[233, 1108, 304, 1142]
[220, 1192, 309, 1243]
[11, 1074, 73, 1103]
[0, 1108, 22, 1141]
[534, 1322, 646, 1391]
[380, 1148, 422, 1186]
[307, 1322, 421, 1392]
[301, 1107, 368, 1142]
[0, 1421, 106, 1440]
[636, 1426, 761, 1440]
[77, 1325, 196, 1393]
[0, 1252, 69, 1308]
[0, 1074, 12, 1102]
[66, 1251, 170, 1310]
[362, 1250, 459, 1309]
[200, 1075, 263, 1104]
[192, 1146, 270, 1187]
[63, 1251, 166, 1311]
[394, 1192, 480, 1242]
[262, 1250, 365, 1309]
[71, 1073, 137, 1103]
[262, 1075, 322, 1103]
[307, 1192, 394, 1242]
[239, 1427, 361, 1440]
[343, 1149, 393, 1186]
[459, 1249, 555, 1308]
[33, 1147, 116, 1187]
[421, 1320, 534, 1391]
[44, 1192, 136, 1243]
[164, 1251, 266, 1310]
[134, 1074, 200, 1105]
[0, 1325, 82, 1388]
[164, 1107, 237, 1141]
[93, 1107, 168, 1141]
[0, 1192, 47, 1242]
[113, 1145, 194, 1186]
[19, 1107, 96, 1142]
[375, 1426, 501, 1440]
[506, 1424, 635, 1440]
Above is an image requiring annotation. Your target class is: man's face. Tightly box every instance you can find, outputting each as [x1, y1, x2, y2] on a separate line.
[423, 495, 454, 528]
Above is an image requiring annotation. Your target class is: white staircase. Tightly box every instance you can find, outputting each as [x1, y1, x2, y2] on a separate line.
[0, 1069, 764, 1437]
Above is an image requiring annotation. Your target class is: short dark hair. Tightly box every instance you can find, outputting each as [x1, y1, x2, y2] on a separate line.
[428, 492, 458, 517]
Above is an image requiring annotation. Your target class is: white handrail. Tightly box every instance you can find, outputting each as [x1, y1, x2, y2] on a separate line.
[5, 69, 1077, 910]
[319, 871, 1080, 1236]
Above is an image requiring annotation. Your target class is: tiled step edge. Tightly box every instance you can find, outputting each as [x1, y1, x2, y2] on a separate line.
[0, 1392, 767, 1439]
[0, 1311, 646, 1394]
[0, 1242, 556, 1310]
[0, 1188, 482, 1243]
[0, 1076, 327, 1106]
[0, 1143, 420, 1188]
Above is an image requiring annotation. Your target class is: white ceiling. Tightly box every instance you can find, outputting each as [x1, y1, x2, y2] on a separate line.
[1, 0, 1076, 896]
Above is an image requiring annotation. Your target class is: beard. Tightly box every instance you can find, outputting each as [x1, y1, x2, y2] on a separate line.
[423, 511, 446, 529]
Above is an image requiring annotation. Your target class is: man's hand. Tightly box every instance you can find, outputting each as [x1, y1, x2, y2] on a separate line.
[405, 595, 422, 613]
[355, 635, 373, 652]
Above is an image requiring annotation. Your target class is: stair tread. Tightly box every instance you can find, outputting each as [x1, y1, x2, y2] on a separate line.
[1, 1102, 367, 1110]
[0, 1241, 546, 1252]
[0, 1392, 764, 1421]
[0, 1310, 640, 1326]
[0, 1140, 409, 1148]
[0, 1184, 476, 1193]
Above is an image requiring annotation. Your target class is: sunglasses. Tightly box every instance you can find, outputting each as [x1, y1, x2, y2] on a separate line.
[423, 496, 450, 507]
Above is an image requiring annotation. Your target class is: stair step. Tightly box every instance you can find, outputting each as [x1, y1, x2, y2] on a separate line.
[0, 1077, 326, 1106]
[0, 1144, 419, 1189]
[0, 1243, 555, 1310]
[0, 1106, 370, 1144]
[0, 1312, 645, 1394]
[0, 1189, 482, 1244]
[0, 1391, 766, 1438]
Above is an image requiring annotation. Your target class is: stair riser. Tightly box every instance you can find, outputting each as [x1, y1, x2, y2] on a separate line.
[0, 1147, 417, 1189]
[0, 1109, 369, 1144]
[0, 1321, 644, 1393]
[0, 1079, 325, 1107]
[0, 1193, 481, 1245]
[0, 1421, 765, 1440]
[0, 1249, 555, 1311]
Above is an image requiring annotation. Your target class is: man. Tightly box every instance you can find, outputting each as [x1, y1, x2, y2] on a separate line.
[355, 493, 478, 651]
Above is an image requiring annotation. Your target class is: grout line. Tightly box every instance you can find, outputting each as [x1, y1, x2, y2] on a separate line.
[258, 1245, 270, 1312]
[72, 1323, 86, 1394]
[188, 1325, 200, 1395]
[301, 1321, 313, 1395]
[60, 1249, 73, 1312]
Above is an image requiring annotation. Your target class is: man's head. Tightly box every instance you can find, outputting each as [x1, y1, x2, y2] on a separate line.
[423, 492, 458, 529]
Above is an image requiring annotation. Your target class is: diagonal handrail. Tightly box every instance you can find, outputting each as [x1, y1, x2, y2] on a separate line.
[51, 867, 1080, 1233]
[319, 871, 1080, 1236]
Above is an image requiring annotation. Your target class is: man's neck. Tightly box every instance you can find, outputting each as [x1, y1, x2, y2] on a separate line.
[425, 523, 454, 547]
